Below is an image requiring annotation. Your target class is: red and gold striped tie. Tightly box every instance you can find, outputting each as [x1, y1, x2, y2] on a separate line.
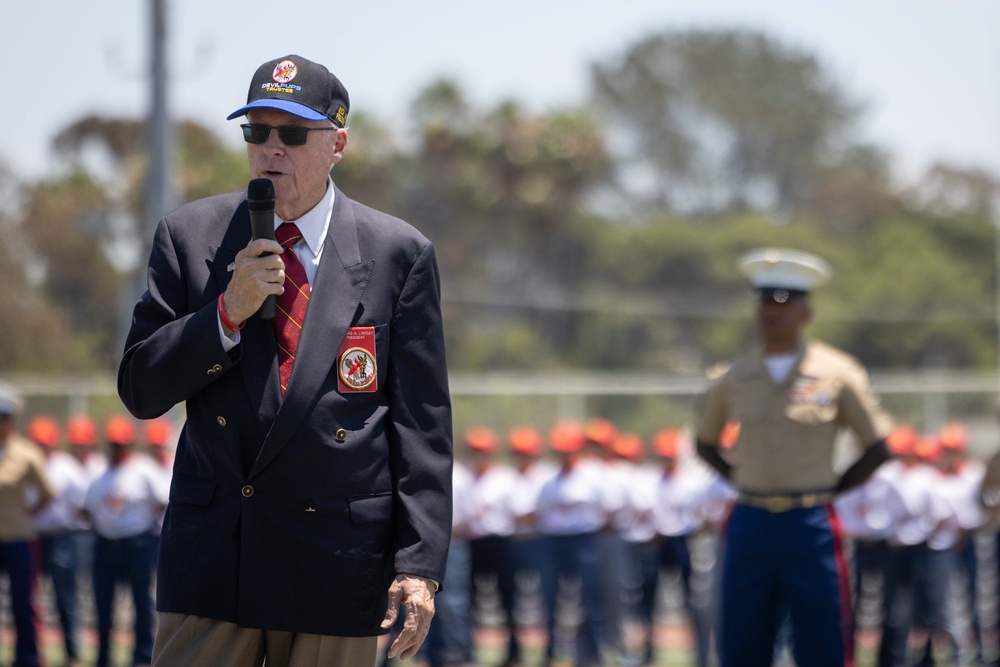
[273, 222, 311, 395]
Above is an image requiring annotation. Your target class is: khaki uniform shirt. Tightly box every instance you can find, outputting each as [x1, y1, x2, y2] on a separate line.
[0, 434, 55, 541]
[696, 340, 892, 494]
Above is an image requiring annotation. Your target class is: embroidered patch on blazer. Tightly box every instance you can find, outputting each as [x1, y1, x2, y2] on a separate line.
[338, 327, 378, 392]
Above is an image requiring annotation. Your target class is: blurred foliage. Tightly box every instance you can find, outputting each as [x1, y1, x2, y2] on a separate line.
[2, 28, 998, 439]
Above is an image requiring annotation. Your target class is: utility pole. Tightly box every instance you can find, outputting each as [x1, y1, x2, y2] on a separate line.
[145, 0, 174, 236]
[120, 0, 174, 351]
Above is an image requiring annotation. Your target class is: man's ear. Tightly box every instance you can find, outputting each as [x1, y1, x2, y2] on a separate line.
[330, 128, 348, 166]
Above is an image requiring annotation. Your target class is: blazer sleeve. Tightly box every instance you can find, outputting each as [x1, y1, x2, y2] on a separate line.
[118, 216, 238, 419]
[384, 240, 454, 583]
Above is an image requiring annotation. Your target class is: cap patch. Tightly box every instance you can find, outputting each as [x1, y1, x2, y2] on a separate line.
[273, 59, 298, 83]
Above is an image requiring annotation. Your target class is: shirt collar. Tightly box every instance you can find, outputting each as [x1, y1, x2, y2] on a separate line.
[276, 177, 335, 255]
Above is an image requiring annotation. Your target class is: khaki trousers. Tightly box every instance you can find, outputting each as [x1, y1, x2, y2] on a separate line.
[151, 612, 379, 667]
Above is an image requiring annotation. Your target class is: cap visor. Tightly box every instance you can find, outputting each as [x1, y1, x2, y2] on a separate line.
[226, 99, 328, 121]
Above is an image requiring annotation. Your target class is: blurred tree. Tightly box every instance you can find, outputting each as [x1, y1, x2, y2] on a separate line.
[17, 170, 121, 370]
[591, 29, 864, 217]
[398, 81, 613, 368]
[0, 161, 74, 372]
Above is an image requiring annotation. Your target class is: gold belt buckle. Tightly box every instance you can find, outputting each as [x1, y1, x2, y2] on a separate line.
[763, 495, 793, 512]
[800, 493, 818, 508]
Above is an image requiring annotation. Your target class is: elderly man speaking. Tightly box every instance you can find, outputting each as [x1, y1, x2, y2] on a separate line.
[119, 55, 453, 667]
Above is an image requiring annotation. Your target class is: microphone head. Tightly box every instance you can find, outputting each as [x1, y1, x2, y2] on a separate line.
[247, 178, 275, 210]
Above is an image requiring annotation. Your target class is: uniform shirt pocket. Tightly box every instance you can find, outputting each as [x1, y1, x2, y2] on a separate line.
[785, 378, 840, 425]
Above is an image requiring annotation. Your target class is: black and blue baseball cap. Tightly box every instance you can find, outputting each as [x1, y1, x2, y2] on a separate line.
[227, 55, 350, 127]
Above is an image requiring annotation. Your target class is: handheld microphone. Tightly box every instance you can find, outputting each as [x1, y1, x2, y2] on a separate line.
[248, 178, 276, 320]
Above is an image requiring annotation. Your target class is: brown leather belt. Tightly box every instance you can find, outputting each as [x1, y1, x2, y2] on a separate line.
[737, 490, 836, 513]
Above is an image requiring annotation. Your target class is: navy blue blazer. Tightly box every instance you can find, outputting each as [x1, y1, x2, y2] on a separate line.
[118, 186, 453, 636]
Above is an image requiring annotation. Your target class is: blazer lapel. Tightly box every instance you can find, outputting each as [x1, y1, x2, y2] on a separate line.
[250, 189, 373, 479]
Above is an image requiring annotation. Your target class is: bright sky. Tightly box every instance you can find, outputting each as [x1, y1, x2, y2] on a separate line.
[7, 0, 1000, 184]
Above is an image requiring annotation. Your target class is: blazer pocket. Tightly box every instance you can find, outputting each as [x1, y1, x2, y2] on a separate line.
[347, 491, 394, 524]
[169, 473, 218, 506]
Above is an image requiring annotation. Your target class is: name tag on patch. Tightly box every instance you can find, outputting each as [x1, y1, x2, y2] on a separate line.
[338, 327, 378, 393]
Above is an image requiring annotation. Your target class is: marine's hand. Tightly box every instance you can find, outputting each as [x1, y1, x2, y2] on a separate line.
[222, 239, 285, 326]
[380, 573, 435, 660]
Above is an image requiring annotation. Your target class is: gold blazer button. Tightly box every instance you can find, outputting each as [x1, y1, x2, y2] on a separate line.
[242, 485, 254, 498]
[335, 429, 347, 443]
[217, 416, 227, 427]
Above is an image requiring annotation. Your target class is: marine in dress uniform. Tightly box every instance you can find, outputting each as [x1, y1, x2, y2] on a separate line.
[695, 249, 893, 667]
[0, 386, 55, 667]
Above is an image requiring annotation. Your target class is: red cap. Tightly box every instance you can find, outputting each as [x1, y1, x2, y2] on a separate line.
[27, 416, 60, 448]
[938, 423, 968, 451]
[584, 418, 618, 448]
[550, 421, 586, 453]
[719, 422, 741, 449]
[887, 424, 918, 456]
[612, 432, 644, 460]
[66, 415, 97, 446]
[652, 428, 683, 458]
[105, 415, 136, 445]
[143, 418, 172, 448]
[508, 427, 542, 456]
[465, 427, 497, 453]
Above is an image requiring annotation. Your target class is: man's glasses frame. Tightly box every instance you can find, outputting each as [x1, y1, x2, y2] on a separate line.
[241, 123, 337, 146]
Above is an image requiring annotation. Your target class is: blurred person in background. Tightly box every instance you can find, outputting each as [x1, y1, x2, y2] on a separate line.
[30, 415, 88, 667]
[649, 427, 715, 667]
[536, 420, 611, 667]
[833, 438, 892, 648]
[66, 414, 108, 481]
[464, 427, 522, 667]
[583, 418, 629, 665]
[383, 460, 474, 667]
[908, 435, 964, 666]
[507, 425, 557, 629]
[83, 415, 169, 667]
[610, 431, 658, 667]
[0, 385, 55, 667]
[934, 422, 986, 666]
[695, 249, 893, 667]
[871, 425, 939, 667]
[65, 414, 107, 631]
[977, 426, 1000, 667]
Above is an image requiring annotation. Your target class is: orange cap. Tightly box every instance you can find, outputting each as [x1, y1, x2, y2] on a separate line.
[915, 436, 941, 462]
[719, 422, 741, 449]
[105, 415, 136, 445]
[143, 418, 172, 448]
[464, 427, 497, 453]
[508, 426, 542, 456]
[584, 418, 618, 448]
[652, 428, 683, 458]
[938, 423, 968, 451]
[887, 424, 918, 456]
[612, 432, 644, 460]
[27, 416, 60, 448]
[550, 421, 586, 453]
[66, 415, 97, 446]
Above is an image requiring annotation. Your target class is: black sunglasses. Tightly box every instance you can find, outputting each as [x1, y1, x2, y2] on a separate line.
[241, 123, 337, 146]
